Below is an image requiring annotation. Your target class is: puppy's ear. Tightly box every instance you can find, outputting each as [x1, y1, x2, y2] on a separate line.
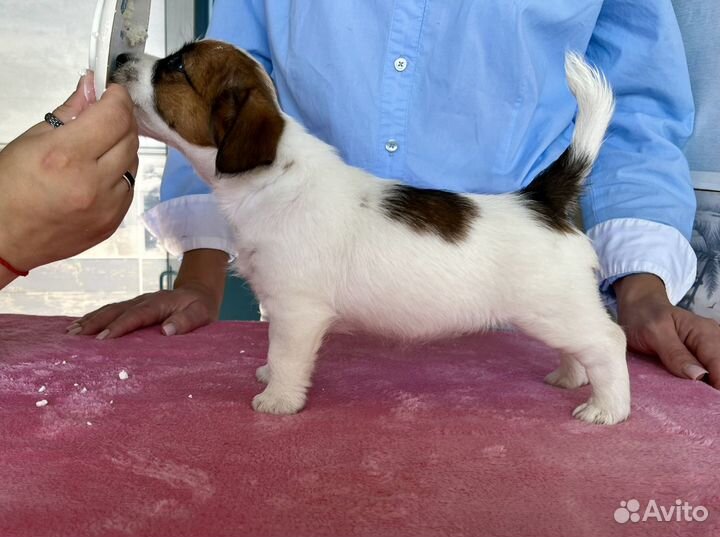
[210, 87, 284, 174]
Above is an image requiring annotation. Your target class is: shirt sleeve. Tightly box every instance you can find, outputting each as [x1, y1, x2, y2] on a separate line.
[581, 0, 697, 305]
[144, 0, 272, 257]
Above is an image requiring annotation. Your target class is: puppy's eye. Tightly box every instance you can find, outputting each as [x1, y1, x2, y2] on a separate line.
[166, 53, 185, 73]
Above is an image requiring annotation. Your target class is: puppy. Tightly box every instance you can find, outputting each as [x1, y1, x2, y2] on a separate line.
[113, 40, 630, 424]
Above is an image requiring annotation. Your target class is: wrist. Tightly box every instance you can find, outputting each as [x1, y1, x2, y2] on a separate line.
[613, 273, 669, 314]
[0, 261, 19, 290]
[174, 248, 228, 304]
[0, 228, 31, 276]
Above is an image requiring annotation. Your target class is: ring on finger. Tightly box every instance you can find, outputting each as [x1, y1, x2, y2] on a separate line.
[122, 170, 135, 191]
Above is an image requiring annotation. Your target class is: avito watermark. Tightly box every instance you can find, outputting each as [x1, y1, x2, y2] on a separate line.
[614, 498, 709, 524]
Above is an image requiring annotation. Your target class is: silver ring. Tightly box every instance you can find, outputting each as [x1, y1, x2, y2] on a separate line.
[44, 112, 65, 129]
[122, 171, 135, 191]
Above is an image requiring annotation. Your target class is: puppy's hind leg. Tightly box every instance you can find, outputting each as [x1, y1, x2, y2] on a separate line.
[544, 353, 589, 389]
[255, 363, 271, 384]
[252, 303, 335, 415]
[516, 303, 630, 425]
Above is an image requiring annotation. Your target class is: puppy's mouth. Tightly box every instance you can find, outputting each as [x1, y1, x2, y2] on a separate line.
[110, 53, 140, 84]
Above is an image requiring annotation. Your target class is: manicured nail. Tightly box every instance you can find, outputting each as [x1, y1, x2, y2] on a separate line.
[67, 326, 82, 336]
[162, 323, 177, 336]
[683, 364, 709, 381]
[96, 329, 110, 341]
[83, 70, 97, 103]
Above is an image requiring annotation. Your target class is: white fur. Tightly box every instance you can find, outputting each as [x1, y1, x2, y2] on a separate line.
[121, 49, 630, 424]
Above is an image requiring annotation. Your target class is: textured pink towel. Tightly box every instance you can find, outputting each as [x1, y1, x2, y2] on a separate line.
[0, 314, 718, 537]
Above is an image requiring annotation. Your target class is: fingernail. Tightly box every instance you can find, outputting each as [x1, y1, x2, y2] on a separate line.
[162, 323, 177, 337]
[67, 326, 82, 336]
[683, 364, 709, 381]
[83, 70, 97, 103]
[96, 329, 110, 341]
[66, 322, 80, 332]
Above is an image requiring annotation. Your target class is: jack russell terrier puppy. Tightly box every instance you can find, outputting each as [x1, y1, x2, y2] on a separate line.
[113, 40, 629, 424]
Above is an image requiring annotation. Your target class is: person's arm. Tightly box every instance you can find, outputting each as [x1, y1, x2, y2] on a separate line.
[583, 0, 720, 387]
[0, 76, 138, 290]
[583, 0, 696, 302]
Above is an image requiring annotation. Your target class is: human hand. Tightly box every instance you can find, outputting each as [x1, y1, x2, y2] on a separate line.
[614, 273, 720, 388]
[67, 249, 228, 338]
[0, 74, 139, 272]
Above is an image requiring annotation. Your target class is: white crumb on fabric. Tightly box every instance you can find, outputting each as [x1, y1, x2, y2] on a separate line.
[188, 394, 193, 399]
[240, 350, 246, 354]
[36, 399, 48, 408]
[80, 387, 88, 394]
[62, 360, 67, 365]
[86, 421, 92, 426]
[73, 383, 79, 387]
[118, 370, 129, 381]
[71, 355, 78, 359]
[38, 385, 46, 393]
[109, 400, 114, 405]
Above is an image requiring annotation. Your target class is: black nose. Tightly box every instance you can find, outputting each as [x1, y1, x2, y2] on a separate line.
[115, 53, 132, 70]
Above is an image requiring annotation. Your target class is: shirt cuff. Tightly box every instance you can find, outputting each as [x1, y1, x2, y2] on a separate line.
[587, 218, 697, 306]
[143, 194, 237, 258]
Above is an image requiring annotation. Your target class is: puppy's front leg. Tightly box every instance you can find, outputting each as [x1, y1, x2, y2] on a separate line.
[252, 307, 335, 415]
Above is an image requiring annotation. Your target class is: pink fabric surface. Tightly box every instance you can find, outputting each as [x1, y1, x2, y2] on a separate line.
[0, 314, 718, 537]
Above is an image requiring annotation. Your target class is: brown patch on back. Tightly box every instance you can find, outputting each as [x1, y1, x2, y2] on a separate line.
[152, 40, 284, 173]
[381, 185, 479, 243]
[519, 148, 589, 233]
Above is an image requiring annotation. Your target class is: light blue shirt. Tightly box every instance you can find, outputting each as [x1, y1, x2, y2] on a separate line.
[146, 0, 697, 305]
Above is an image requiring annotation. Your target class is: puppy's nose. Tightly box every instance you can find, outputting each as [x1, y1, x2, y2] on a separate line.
[114, 53, 132, 70]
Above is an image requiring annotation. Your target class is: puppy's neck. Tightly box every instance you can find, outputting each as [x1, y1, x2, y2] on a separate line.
[172, 114, 341, 191]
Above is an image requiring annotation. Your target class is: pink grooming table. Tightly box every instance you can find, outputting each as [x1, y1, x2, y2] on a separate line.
[0, 315, 718, 537]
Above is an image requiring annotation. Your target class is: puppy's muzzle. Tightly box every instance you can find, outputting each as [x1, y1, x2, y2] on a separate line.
[111, 53, 140, 83]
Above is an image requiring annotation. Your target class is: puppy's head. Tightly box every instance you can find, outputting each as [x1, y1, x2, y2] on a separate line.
[113, 40, 284, 175]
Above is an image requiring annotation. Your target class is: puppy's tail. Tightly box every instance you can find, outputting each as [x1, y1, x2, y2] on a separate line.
[520, 52, 615, 231]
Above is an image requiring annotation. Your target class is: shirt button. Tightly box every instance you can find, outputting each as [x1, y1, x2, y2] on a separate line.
[394, 57, 408, 72]
[385, 140, 399, 153]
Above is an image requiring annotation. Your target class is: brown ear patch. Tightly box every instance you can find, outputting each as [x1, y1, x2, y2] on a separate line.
[211, 87, 285, 175]
[381, 185, 480, 243]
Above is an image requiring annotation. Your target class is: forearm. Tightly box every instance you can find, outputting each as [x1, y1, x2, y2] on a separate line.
[173, 248, 229, 306]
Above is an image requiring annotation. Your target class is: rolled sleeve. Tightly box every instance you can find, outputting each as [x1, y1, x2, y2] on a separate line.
[588, 218, 697, 306]
[143, 194, 237, 258]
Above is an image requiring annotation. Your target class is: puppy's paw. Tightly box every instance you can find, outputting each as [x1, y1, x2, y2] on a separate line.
[572, 399, 630, 425]
[255, 364, 271, 384]
[544, 366, 588, 389]
[252, 386, 306, 415]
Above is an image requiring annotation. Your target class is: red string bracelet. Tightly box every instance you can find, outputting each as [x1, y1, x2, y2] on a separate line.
[0, 256, 29, 277]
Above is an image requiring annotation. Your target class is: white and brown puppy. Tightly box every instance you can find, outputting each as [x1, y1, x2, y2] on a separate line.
[113, 40, 629, 424]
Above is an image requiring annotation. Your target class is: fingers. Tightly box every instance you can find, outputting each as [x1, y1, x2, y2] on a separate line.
[94, 296, 171, 339]
[649, 321, 708, 381]
[705, 358, 720, 389]
[67, 289, 216, 340]
[98, 130, 140, 185]
[683, 315, 720, 389]
[52, 74, 96, 123]
[67, 296, 146, 335]
[161, 301, 214, 336]
[59, 84, 138, 158]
